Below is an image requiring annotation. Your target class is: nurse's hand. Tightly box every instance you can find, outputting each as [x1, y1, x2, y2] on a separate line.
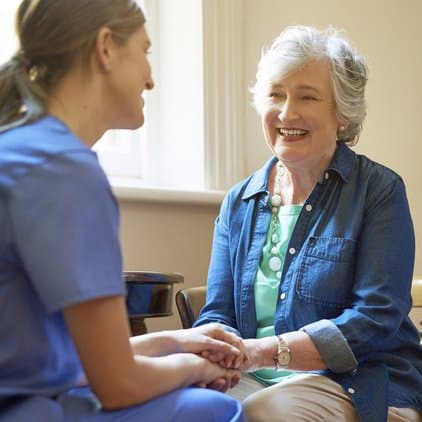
[173, 324, 245, 369]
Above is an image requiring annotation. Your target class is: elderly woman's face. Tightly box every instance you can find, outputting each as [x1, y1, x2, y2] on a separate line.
[261, 60, 340, 170]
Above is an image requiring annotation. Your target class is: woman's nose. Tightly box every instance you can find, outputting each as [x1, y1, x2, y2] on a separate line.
[145, 76, 154, 90]
[278, 99, 298, 122]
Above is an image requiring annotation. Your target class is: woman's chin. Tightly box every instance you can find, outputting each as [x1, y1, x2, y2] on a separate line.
[134, 115, 145, 129]
[274, 141, 311, 162]
[119, 113, 145, 130]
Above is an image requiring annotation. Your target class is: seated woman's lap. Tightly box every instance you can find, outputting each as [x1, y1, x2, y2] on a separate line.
[241, 373, 421, 422]
[242, 373, 359, 422]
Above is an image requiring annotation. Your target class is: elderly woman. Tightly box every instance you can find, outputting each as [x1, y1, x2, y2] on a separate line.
[194, 26, 422, 421]
[0, 1, 244, 420]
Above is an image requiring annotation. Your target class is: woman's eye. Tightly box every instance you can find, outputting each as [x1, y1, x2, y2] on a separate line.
[268, 92, 284, 100]
[302, 95, 317, 101]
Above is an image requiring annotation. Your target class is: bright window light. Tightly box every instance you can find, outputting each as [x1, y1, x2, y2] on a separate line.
[1, 0, 245, 195]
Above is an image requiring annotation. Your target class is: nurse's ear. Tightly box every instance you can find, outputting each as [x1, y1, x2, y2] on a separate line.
[93, 27, 115, 72]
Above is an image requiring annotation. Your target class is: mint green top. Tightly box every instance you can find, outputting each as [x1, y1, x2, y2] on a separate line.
[252, 204, 302, 385]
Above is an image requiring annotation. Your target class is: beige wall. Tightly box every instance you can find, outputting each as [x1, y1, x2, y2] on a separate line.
[119, 200, 219, 331]
[119, 0, 422, 332]
[243, 0, 422, 275]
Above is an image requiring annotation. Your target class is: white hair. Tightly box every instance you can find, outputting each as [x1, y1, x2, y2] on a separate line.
[251, 25, 368, 145]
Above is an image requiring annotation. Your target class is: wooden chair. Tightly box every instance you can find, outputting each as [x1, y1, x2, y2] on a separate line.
[410, 278, 422, 343]
[175, 285, 207, 328]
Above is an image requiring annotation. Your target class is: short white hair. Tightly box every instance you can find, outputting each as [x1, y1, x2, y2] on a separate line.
[251, 25, 368, 145]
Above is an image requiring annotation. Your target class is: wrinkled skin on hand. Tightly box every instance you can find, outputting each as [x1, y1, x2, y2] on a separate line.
[174, 324, 246, 369]
[203, 336, 272, 373]
[184, 352, 241, 392]
[177, 324, 244, 390]
[237, 338, 266, 372]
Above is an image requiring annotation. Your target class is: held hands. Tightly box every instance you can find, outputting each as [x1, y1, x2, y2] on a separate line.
[170, 324, 281, 390]
[191, 329, 271, 390]
[171, 323, 245, 391]
[182, 352, 241, 393]
[172, 323, 245, 369]
[180, 325, 327, 386]
[199, 334, 277, 373]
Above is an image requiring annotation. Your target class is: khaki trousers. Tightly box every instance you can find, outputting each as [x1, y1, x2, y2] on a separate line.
[228, 373, 421, 422]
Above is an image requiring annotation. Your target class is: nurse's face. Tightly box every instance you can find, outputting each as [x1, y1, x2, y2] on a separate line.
[106, 25, 154, 129]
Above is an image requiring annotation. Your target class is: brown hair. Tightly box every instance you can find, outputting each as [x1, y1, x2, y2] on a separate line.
[0, 0, 145, 133]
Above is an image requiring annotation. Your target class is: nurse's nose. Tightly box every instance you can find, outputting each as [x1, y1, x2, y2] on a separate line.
[145, 76, 154, 90]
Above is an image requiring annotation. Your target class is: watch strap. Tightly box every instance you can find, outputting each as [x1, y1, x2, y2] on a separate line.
[274, 334, 291, 370]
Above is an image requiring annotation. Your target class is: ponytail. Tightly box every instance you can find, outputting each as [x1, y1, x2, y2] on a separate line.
[0, 51, 46, 133]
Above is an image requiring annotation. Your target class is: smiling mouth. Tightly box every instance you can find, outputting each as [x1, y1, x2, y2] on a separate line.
[278, 128, 308, 137]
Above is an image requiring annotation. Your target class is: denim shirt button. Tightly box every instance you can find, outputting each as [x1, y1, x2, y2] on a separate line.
[288, 247, 296, 255]
[347, 387, 355, 394]
[305, 204, 313, 212]
[280, 292, 286, 300]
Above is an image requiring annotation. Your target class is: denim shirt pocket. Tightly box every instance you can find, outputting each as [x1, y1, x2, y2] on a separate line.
[296, 236, 355, 308]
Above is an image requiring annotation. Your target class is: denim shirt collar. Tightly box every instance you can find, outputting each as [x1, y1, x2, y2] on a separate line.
[242, 141, 356, 200]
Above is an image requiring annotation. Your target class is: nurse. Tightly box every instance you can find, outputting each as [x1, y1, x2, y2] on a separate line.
[0, 1, 244, 420]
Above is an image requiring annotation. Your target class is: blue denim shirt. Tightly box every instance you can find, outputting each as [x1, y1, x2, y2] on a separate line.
[195, 143, 422, 422]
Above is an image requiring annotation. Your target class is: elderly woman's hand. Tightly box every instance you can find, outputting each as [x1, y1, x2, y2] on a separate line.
[194, 323, 246, 369]
[238, 337, 279, 372]
[169, 323, 245, 369]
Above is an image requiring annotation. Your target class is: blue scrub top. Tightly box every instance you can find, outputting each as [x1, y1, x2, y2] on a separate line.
[0, 116, 125, 399]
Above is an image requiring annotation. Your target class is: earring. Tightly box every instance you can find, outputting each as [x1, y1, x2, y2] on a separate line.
[338, 125, 345, 132]
[28, 65, 39, 82]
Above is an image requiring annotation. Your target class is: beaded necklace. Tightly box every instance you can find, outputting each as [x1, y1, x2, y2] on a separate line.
[268, 161, 284, 273]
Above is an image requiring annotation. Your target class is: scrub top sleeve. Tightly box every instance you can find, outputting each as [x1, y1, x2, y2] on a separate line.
[9, 150, 125, 312]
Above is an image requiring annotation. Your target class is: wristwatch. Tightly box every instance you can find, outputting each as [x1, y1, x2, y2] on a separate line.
[274, 334, 291, 370]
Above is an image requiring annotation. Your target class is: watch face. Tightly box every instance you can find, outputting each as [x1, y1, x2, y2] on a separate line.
[278, 350, 291, 366]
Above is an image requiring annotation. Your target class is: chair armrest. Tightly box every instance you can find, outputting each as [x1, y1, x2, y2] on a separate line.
[411, 279, 422, 307]
[175, 286, 207, 329]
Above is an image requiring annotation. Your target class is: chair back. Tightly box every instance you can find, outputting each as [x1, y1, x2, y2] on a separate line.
[175, 285, 207, 328]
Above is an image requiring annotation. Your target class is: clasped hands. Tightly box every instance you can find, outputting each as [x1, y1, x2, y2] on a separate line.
[174, 323, 262, 392]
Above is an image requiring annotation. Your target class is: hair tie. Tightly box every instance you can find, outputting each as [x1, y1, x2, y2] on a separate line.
[12, 50, 44, 82]
[28, 65, 39, 82]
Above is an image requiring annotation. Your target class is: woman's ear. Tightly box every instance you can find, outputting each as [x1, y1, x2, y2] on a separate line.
[94, 27, 114, 72]
[337, 121, 349, 133]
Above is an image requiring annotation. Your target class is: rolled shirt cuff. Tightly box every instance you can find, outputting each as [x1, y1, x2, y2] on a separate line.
[300, 319, 358, 373]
